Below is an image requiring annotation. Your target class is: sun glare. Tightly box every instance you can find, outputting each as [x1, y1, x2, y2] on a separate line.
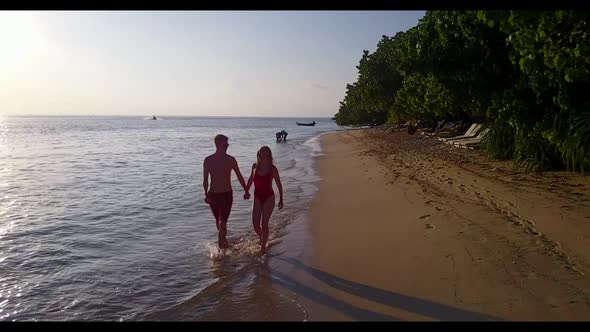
[0, 11, 47, 67]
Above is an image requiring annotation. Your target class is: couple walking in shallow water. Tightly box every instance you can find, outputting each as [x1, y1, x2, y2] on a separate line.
[202, 134, 283, 254]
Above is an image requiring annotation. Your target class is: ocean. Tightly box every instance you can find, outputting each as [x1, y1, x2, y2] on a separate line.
[0, 115, 341, 321]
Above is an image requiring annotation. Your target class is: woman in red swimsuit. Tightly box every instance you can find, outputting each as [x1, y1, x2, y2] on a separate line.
[245, 146, 284, 254]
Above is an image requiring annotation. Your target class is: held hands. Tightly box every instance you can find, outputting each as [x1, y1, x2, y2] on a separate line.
[278, 198, 283, 210]
[204, 193, 212, 205]
[243, 191, 251, 200]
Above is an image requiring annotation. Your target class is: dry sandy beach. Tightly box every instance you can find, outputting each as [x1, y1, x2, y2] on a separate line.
[280, 129, 590, 321]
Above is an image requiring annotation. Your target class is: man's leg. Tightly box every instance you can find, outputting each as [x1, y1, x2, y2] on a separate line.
[218, 192, 233, 249]
[218, 221, 228, 249]
[208, 195, 221, 231]
[209, 193, 226, 248]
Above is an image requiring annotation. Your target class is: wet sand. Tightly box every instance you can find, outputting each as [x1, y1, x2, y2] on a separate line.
[277, 129, 590, 321]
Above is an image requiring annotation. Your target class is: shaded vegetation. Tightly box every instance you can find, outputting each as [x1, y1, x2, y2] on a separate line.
[335, 11, 590, 173]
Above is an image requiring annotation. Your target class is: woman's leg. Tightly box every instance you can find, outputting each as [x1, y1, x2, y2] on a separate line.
[252, 197, 263, 240]
[260, 194, 276, 254]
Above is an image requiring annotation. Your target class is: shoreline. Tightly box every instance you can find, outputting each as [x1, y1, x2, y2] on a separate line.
[273, 129, 590, 321]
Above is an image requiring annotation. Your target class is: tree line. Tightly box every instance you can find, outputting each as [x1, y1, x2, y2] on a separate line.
[335, 11, 590, 173]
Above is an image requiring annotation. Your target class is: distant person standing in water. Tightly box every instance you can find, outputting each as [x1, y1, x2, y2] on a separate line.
[203, 134, 249, 249]
[244, 146, 284, 255]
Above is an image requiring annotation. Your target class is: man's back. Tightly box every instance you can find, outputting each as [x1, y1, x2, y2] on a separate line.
[205, 153, 235, 193]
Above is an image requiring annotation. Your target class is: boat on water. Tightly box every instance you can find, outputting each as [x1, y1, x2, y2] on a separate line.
[296, 121, 316, 126]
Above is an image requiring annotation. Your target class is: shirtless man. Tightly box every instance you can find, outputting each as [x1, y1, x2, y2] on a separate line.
[203, 134, 249, 249]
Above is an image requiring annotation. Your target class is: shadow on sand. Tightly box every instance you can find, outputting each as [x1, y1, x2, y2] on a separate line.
[271, 257, 501, 321]
[267, 268, 398, 321]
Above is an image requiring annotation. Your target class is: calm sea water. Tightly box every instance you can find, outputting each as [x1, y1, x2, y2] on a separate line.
[0, 115, 340, 321]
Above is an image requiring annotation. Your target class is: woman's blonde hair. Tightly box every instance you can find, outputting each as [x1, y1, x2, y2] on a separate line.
[256, 146, 274, 167]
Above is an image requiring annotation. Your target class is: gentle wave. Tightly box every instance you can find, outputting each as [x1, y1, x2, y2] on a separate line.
[0, 116, 339, 321]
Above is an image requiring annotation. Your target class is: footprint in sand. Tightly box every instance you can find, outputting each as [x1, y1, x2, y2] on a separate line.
[419, 214, 431, 220]
[528, 229, 541, 236]
[425, 223, 436, 229]
[435, 207, 442, 211]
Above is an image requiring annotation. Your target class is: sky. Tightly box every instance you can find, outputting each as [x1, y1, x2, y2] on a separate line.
[0, 11, 425, 117]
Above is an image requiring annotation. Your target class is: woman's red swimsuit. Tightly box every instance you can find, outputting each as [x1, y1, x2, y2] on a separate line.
[254, 168, 274, 203]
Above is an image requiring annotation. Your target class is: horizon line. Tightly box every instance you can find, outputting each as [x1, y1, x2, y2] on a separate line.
[2, 114, 334, 119]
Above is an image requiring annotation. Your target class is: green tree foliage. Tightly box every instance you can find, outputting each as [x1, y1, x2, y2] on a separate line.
[393, 73, 456, 122]
[335, 10, 590, 173]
